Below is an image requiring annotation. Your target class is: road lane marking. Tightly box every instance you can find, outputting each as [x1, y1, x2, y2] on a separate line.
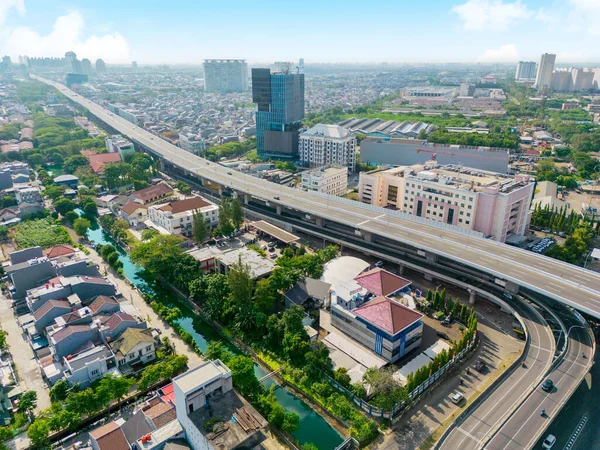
[455, 426, 482, 444]
[564, 413, 589, 450]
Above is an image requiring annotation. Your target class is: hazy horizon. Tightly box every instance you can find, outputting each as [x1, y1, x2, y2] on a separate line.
[1, 0, 600, 66]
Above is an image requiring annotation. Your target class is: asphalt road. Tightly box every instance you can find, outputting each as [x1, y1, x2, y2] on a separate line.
[484, 312, 594, 450]
[531, 327, 599, 450]
[438, 299, 555, 450]
[32, 75, 600, 318]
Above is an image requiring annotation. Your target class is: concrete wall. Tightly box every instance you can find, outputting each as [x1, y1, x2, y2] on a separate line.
[360, 140, 510, 173]
[9, 261, 55, 299]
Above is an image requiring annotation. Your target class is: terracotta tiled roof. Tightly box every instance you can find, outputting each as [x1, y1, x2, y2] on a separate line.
[143, 401, 176, 428]
[90, 422, 129, 450]
[121, 202, 147, 215]
[32, 300, 71, 321]
[89, 295, 118, 314]
[87, 152, 121, 174]
[43, 245, 76, 259]
[132, 183, 173, 202]
[353, 296, 423, 335]
[354, 268, 411, 296]
[158, 197, 211, 214]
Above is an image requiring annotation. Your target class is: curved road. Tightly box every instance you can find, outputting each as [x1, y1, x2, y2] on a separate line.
[32, 75, 600, 318]
[438, 299, 555, 450]
[484, 312, 594, 450]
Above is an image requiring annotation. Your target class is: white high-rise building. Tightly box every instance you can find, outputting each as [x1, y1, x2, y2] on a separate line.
[515, 61, 537, 81]
[298, 124, 356, 170]
[203, 59, 248, 93]
[535, 53, 556, 91]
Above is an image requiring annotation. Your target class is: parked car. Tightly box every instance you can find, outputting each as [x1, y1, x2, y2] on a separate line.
[541, 434, 556, 449]
[503, 293, 513, 300]
[451, 392, 464, 404]
[270, 253, 277, 259]
[437, 331, 450, 340]
[274, 196, 280, 200]
[474, 360, 487, 373]
[541, 379, 554, 392]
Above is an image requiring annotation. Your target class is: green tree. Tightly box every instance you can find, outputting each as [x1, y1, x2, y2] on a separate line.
[131, 234, 185, 274]
[18, 391, 37, 414]
[175, 180, 192, 195]
[142, 228, 159, 241]
[230, 198, 244, 229]
[27, 419, 50, 447]
[64, 210, 79, 223]
[53, 197, 77, 216]
[282, 412, 300, 432]
[302, 443, 319, 450]
[227, 355, 262, 400]
[73, 218, 91, 237]
[49, 379, 70, 403]
[192, 210, 209, 243]
[218, 199, 235, 236]
[63, 155, 89, 174]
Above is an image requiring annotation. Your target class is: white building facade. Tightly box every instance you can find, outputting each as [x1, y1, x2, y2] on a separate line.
[179, 133, 206, 154]
[515, 61, 537, 81]
[535, 53, 556, 91]
[299, 124, 356, 170]
[301, 167, 348, 196]
[147, 197, 219, 236]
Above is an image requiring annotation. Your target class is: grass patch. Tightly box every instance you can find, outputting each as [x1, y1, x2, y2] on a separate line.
[13, 218, 72, 249]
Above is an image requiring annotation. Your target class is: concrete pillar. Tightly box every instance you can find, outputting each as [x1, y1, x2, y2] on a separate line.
[398, 264, 404, 275]
[363, 231, 372, 243]
[244, 194, 251, 205]
[158, 159, 166, 171]
[218, 185, 224, 196]
[424, 273, 433, 281]
[316, 217, 324, 227]
[469, 290, 476, 305]
[426, 253, 439, 264]
[276, 205, 283, 215]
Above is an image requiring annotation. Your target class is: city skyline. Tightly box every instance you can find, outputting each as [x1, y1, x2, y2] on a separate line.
[1, 0, 600, 65]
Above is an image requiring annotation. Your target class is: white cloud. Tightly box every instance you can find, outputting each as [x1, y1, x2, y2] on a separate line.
[534, 8, 560, 24]
[567, 0, 600, 35]
[0, 9, 131, 63]
[0, 0, 25, 26]
[451, 0, 532, 31]
[478, 44, 520, 62]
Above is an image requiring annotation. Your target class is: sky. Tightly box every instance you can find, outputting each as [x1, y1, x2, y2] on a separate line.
[0, 0, 599, 65]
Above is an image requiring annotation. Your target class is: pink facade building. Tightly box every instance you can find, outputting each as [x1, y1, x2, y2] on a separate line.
[358, 163, 534, 242]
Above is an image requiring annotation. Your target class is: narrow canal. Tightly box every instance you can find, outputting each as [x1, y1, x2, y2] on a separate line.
[85, 222, 343, 449]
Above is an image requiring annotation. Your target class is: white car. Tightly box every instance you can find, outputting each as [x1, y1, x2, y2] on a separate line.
[451, 392, 464, 404]
[542, 434, 556, 449]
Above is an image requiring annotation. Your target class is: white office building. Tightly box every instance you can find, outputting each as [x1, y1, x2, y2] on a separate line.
[358, 163, 534, 242]
[301, 166, 348, 196]
[298, 124, 356, 170]
[515, 61, 537, 81]
[105, 135, 135, 159]
[535, 53, 556, 91]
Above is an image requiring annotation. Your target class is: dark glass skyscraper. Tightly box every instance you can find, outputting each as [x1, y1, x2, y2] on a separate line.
[252, 68, 305, 159]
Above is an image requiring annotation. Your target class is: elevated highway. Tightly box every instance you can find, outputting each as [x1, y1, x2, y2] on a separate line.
[33, 75, 600, 318]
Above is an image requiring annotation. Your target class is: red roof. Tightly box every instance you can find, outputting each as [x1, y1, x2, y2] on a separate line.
[159, 383, 175, 405]
[87, 152, 121, 174]
[104, 312, 136, 330]
[524, 149, 540, 155]
[121, 202, 147, 215]
[89, 295, 119, 314]
[353, 296, 423, 334]
[158, 197, 211, 214]
[43, 245, 76, 259]
[354, 268, 411, 296]
[132, 183, 173, 202]
[90, 422, 129, 450]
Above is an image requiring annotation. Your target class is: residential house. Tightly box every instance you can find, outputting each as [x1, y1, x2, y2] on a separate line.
[215, 247, 275, 280]
[147, 197, 218, 237]
[284, 277, 331, 309]
[26, 275, 115, 312]
[48, 324, 101, 359]
[100, 312, 146, 340]
[6, 255, 54, 299]
[88, 295, 120, 315]
[130, 183, 174, 205]
[90, 421, 129, 450]
[63, 343, 117, 387]
[87, 152, 122, 175]
[43, 245, 76, 260]
[110, 328, 156, 373]
[120, 202, 148, 226]
[171, 360, 267, 450]
[53, 174, 79, 188]
[32, 299, 72, 334]
[0, 207, 20, 225]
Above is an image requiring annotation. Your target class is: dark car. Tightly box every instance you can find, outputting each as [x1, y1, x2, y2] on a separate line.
[227, 171, 232, 175]
[437, 331, 450, 340]
[274, 196, 280, 200]
[474, 360, 487, 373]
[541, 379, 554, 392]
